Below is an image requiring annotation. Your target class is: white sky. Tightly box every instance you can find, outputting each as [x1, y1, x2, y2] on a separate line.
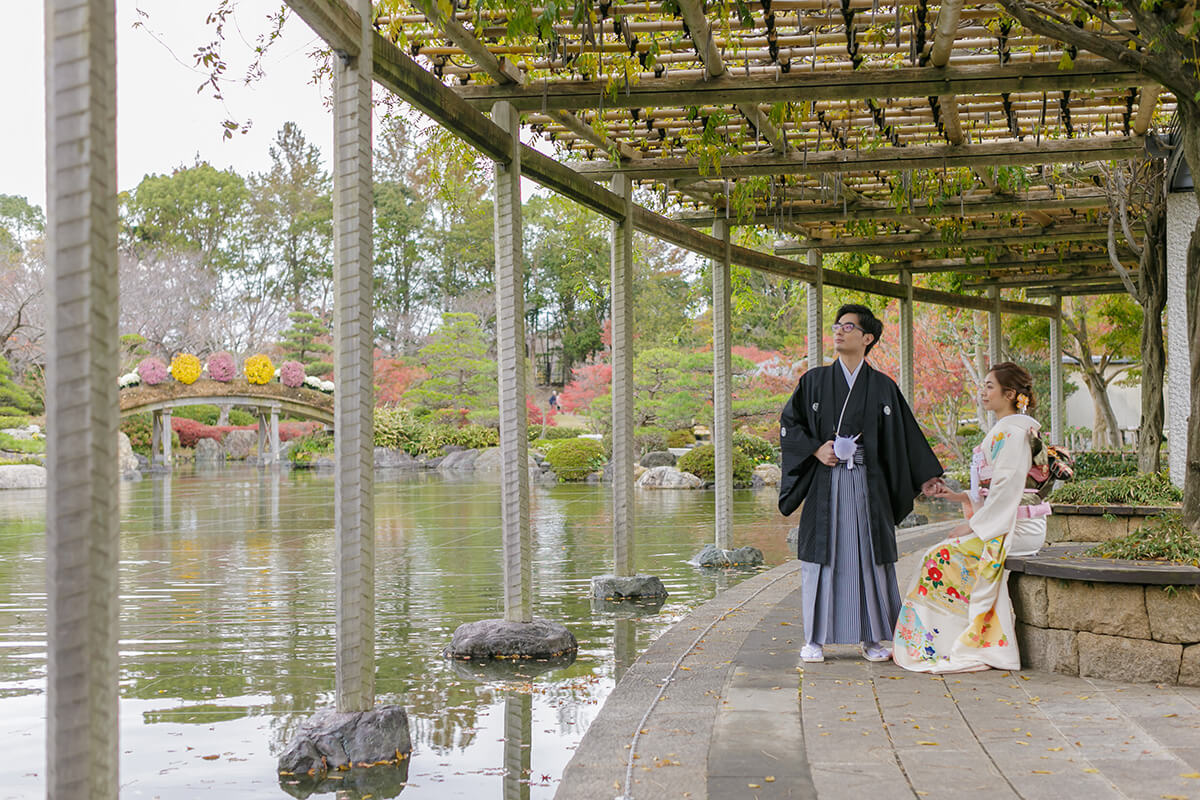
[3, 1, 336, 212]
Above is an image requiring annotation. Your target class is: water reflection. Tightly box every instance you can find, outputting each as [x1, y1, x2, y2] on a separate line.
[503, 692, 532, 800]
[0, 465, 955, 799]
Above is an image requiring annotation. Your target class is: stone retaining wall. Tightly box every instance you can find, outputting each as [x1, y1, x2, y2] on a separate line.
[1011, 573, 1200, 685]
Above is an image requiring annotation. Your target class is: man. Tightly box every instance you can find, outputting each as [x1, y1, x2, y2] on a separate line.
[778, 304, 943, 663]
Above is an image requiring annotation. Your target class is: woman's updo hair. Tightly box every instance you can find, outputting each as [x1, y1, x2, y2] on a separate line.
[988, 361, 1037, 413]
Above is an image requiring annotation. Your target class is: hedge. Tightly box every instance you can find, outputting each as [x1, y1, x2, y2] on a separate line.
[545, 437, 607, 482]
[677, 444, 755, 487]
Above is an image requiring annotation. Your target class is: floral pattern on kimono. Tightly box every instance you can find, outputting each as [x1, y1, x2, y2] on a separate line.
[893, 414, 1041, 674]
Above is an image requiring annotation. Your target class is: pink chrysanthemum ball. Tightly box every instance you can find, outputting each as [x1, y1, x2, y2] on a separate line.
[280, 360, 305, 389]
[137, 357, 168, 386]
[207, 352, 236, 382]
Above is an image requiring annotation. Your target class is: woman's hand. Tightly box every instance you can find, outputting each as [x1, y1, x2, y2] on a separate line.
[931, 483, 969, 505]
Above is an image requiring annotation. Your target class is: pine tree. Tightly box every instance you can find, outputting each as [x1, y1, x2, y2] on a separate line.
[279, 311, 333, 377]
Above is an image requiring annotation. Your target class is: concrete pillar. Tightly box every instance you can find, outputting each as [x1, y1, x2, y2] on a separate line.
[987, 286, 1002, 429]
[493, 101, 532, 623]
[988, 285, 1002, 366]
[1049, 294, 1065, 444]
[1166, 191, 1197, 487]
[162, 411, 172, 466]
[712, 219, 733, 551]
[806, 249, 823, 369]
[332, 1, 375, 712]
[610, 174, 635, 577]
[44, 1, 120, 797]
[257, 413, 267, 461]
[270, 408, 281, 465]
[151, 410, 162, 465]
[899, 268, 915, 400]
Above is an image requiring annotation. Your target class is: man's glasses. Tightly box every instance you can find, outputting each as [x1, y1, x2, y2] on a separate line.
[831, 322, 864, 333]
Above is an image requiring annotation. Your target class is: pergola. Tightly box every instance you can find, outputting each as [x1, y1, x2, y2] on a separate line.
[42, 0, 1190, 796]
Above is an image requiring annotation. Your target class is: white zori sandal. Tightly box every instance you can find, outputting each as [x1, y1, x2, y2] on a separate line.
[800, 642, 824, 663]
[861, 642, 892, 662]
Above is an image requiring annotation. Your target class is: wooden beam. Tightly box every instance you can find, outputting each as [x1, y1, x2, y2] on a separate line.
[777, 223, 1111, 256]
[674, 190, 1111, 226]
[676, 0, 787, 151]
[409, 0, 639, 160]
[573, 136, 1144, 181]
[285, 0, 362, 58]
[963, 272, 1135, 289]
[290, 0, 1056, 322]
[870, 252, 1120, 275]
[452, 62, 1144, 112]
[1027, 283, 1129, 297]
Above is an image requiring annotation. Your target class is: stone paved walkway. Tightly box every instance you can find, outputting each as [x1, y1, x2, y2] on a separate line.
[556, 523, 1200, 800]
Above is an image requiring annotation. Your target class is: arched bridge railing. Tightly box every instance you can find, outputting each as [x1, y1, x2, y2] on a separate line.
[119, 381, 334, 465]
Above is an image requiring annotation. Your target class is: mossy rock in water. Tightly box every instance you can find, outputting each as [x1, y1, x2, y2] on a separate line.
[677, 444, 754, 487]
[544, 437, 607, 482]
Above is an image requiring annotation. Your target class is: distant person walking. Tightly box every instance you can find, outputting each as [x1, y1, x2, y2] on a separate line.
[894, 362, 1056, 674]
[548, 392, 559, 412]
[779, 304, 944, 664]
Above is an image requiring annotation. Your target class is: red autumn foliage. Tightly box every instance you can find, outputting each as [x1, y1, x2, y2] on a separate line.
[374, 353, 426, 405]
[558, 361, 611, 413]
[170, 417, 321, 448]
[527, 395, 558, 427]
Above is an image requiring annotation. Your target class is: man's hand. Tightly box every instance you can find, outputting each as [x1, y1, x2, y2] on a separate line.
[814, 440, 838, 467]
[920, 477, 944, 497]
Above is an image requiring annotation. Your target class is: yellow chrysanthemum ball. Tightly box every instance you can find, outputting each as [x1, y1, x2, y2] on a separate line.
[244, 354, 275, 385]
[170, 353, 202, 385]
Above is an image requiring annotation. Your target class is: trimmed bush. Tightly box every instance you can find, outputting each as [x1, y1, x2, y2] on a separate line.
[0, 415, 31, 429]
[280, 360, 305, 388]
[545, 437, 607, 482]
[137, 357, 168, 385]
[207, 352, 236, 382]
[1072, 450, 1139, 480]
[666, 428, 696, 448]
[733, 431, 776, 465]
[120, 413, 179, 455]
[228, 409, 256, 426]
[1049, 472, 1181, 507]
[677, 444, 755, 488]
[171, 404, 220, 425]
[543, 426, 587, 441]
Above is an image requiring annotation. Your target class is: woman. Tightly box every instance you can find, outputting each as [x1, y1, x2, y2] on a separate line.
[893, 362, 1049, 673]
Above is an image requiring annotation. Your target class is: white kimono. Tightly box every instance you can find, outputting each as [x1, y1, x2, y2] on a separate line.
[893, 414, 1047, 673]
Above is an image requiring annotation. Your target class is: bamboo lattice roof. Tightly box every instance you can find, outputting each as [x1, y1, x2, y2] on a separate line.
[369, 0, 1175, 299]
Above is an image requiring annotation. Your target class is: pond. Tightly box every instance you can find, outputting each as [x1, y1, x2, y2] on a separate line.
[0, 466, 952, 799]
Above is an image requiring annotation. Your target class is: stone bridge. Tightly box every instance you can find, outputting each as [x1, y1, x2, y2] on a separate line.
[119, 381, 334, 465]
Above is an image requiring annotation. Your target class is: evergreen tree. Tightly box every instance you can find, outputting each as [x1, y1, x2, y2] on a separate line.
[279, 311, 334, 377]
[402, 313, 497, 416]
[0, 354, 37, 417]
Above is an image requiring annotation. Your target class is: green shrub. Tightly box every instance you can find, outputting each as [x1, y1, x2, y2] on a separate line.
[545, 437, 607, 482]
[0, 415, 31, 429]
[1049, 472, 1182, 507]
[666, 428, 696, 448]
[289, 431, 334, 466]
[1086, 513, 1200, 566]
[120, 414, 179, 455]
[956, 424, 982, 439]
[677, 444, 755, 487]
[601, 426, 671, 459]
[228, 409, 256, 426]
[169, 404, 220, 425]
[543, 426, 587, 441]
[733, 431, 776, 465]
[374, 406, 427, 455]
[0, 432, 43, 454]
[1072, 450, 1139, 480]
